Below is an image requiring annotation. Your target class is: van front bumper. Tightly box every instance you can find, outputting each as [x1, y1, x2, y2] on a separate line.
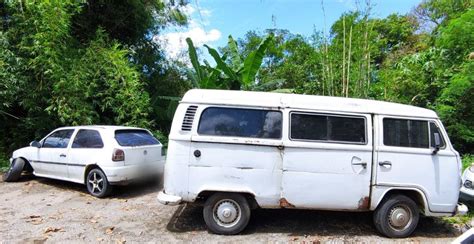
[157, 190, 182, 206]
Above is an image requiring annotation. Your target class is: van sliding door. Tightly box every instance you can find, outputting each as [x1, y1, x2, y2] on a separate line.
[281, 111, 373, 210]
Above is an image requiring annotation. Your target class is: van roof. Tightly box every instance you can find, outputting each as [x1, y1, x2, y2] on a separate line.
[181, 89, 438, 118]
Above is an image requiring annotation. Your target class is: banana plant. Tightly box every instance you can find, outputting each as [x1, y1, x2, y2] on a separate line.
[186, 33, 273, 90]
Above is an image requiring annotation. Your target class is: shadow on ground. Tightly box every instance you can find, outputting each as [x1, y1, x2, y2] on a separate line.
[21, 174, 162, 199]
[167, 204, 459, 238]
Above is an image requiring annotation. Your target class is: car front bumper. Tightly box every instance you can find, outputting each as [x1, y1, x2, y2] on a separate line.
[157, 190, 182, 205]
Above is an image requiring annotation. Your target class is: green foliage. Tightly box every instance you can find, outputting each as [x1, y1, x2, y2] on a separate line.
[186, 34, 274, 90]
[436, 9, 474, 63]
[0, 0, 187, 154]
[48, 30, 151, 127]
[241, 35, 273, 89]
[436, 61, 473, 153]
[462, 154, 474, 170]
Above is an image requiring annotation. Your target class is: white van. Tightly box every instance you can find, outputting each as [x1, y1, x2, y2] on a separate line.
[158, 89, 466, 237]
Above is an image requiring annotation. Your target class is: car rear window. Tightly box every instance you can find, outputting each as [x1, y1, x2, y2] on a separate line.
[114, 130, 160, 146]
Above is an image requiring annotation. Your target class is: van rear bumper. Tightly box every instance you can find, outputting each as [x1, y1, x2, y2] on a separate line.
[157, 190, 182, 205]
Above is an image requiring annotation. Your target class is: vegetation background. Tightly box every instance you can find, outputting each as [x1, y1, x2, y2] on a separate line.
[0, 0, 472, 169]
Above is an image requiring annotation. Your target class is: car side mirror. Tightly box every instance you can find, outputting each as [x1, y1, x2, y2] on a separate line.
[432, 133, 441, 155]
[30, 140, 41, 148]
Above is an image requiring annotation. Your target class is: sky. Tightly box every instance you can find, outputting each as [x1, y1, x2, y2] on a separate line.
[156, 0, 423, 60]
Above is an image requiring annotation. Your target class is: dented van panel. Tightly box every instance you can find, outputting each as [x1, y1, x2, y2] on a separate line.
[188, 141, 283, 207]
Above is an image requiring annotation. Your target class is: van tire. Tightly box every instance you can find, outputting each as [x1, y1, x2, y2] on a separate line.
[3, 158, 25, 182]
[86, 168, 112, 198]
[203, 193, 251, 235]
[374, 194, 419, 238]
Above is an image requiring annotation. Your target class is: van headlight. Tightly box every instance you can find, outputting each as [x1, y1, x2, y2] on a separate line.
[464, 180, 473, 189]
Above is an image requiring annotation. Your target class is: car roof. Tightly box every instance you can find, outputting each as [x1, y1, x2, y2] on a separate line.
[181, 89, 438, 118]
[54, 125, 146, 131]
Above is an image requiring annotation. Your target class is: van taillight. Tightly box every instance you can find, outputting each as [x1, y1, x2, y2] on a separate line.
[112, 149, 125, 161]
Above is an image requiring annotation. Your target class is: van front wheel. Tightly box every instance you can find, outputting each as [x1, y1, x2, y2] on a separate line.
[203, 193, 251, 235]
[374, 194, 419, 238]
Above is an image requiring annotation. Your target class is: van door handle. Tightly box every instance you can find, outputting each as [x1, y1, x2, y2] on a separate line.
[352, 162, 367, 168]
[379, 161, 392, 168]
[60, 154, 67, 157]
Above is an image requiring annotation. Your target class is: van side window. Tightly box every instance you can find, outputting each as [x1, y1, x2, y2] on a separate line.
[383, 118, 429, 148]
[430, 122, 445, 148]
[290, 113, 366, 143]
[198, 107, 282, 139]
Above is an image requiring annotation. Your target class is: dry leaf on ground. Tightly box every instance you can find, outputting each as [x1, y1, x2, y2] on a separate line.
[44, 227, 63, 234]
[106, 227, 115, 235]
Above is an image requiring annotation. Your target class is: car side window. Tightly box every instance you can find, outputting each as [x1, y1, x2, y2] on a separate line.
[42, 129, 74, 148]
[72, 129, 104, 148]
[383, 118, 429, 148]
[430, 122, 445, 148]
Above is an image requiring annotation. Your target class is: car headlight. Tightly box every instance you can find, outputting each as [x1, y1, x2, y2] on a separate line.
[464, 180, 473, 189]
[469, 165, 474, 173]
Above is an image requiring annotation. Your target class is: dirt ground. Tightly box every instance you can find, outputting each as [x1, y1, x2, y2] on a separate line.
[0, 175, 468, 243]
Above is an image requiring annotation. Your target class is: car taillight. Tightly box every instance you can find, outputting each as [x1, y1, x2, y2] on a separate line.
[112, 149, 125, 161]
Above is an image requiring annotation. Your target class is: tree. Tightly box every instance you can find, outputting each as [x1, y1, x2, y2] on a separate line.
[0, 0, 189, 154]
[186, 34, 273, 90]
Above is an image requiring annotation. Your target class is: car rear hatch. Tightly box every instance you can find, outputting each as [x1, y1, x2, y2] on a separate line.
[114, 129, 162, 165]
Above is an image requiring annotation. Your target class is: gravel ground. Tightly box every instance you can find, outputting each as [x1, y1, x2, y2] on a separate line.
[0, 175, 466, 243]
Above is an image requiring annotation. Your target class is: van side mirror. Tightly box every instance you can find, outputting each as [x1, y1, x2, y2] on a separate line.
[432, 133, 441, 155]
[30, 140, 41, 148]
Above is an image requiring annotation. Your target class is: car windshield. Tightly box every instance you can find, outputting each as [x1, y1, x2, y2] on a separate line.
[114, 129, 160, 146]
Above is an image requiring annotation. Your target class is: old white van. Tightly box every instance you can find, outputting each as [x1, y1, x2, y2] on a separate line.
[158, 89, 466, 237]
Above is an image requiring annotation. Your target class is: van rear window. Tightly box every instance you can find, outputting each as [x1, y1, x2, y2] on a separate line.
[115, 130, 159, 146]
[198, 107, 282, 139]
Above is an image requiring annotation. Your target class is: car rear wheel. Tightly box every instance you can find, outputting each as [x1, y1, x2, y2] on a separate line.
[86, 168, 112, 198]
[203, 193, 251, 235]
[3, 158, 26, 182]
[373, 194, 419, 238]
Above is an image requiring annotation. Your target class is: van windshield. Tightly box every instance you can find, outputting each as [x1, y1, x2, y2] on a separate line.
[115, 130, 160, 146]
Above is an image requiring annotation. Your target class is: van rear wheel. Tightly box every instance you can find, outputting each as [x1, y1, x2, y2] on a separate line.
[374, 194, 419, 238]
[203, 193, 251, 235]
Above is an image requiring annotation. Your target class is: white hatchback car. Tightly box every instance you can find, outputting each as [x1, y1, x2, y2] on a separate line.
[3, 126, 163, 197]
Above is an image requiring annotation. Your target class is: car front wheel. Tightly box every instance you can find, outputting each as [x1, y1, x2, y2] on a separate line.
[86, 168, 112, 198]
[3, 158, 26, 182]
[373, 194, 419, 238]
[203, 193, 251, 235]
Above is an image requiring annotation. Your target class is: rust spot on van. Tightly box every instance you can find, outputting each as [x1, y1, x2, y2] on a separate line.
[358, 196, 370, 210]
[279, 198, 295, 208]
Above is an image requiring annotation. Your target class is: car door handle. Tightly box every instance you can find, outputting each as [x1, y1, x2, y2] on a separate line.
[379, 161, 392, 168]
[352, 162, 367, 168]
[60, 154, 67, 157]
